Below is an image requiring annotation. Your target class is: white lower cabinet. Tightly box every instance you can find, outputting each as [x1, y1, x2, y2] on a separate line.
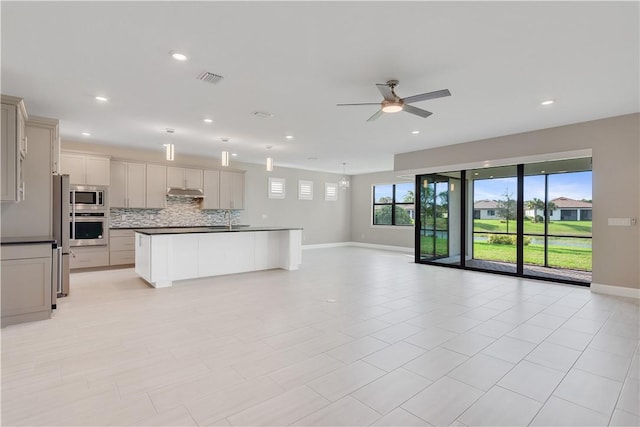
[109, 229, 135, 265]
[70, 246, 109, 269]
[1, 243, 52, 327]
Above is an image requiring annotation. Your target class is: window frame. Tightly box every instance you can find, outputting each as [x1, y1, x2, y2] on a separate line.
[268, 177, 286, 199]
[372, 183, 415, 227]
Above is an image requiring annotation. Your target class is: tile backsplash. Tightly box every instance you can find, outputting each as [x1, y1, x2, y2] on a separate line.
[110, 196, 241, 228]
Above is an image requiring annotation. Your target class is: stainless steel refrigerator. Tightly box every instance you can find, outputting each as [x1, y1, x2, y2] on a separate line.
[52, 174, 70, 301]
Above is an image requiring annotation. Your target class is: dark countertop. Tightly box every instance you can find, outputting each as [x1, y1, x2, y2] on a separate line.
[110, 225, 228, 230]
[134, 226, 302, 236]
[0, 236, 57, 246]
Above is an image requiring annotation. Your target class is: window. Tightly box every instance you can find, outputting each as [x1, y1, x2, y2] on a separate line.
[325, 182, 338, 201]
[298, 180, 313, 200]
[372, 182, 415, 226]
[488, 209, 495, 216]
[268, 177, 285, 199]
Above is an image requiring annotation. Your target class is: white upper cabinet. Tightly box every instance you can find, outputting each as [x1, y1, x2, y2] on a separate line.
[219, 171, 245, 210]
[146, 164, 167, 209]
[110, 161, 146, 208]
[61, 153, 110, 186]
[202, 170, 220, 209]
[166, 166, 203, 189]
[1, 95, 28, 202]
[185, 168, 203, 189]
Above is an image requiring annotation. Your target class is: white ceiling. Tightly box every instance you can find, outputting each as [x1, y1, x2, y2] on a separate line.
[2, 1, 638, 175]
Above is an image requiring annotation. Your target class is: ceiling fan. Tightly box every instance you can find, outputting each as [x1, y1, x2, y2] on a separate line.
[337, 80, 451, 121]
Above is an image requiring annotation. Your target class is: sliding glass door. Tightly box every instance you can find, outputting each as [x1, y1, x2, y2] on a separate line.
[415, 157, 592, 285]
[416, 172, 463, 265]
[468, 166, 518, 274]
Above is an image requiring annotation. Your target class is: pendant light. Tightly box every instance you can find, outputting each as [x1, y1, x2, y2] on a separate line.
[338, 162, 350, 189]
[165, 144, 175, 161]
[163, 128, 175, 161]
[266, 145, 274, 171]
[221, 151, 230, 167]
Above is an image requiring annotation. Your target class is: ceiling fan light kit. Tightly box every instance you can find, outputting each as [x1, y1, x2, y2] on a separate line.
[338, 79, 450, 121]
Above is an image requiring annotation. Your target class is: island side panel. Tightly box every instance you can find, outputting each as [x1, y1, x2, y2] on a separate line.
[254, 231, 283, 270]
[171, 234, 199, 281]
[134, 232, 151, 283]
[198, 232, 255, 277]
[284, 229, 302, 270]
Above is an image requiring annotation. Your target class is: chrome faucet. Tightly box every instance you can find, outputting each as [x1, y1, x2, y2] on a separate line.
[224, 209, 233, 230]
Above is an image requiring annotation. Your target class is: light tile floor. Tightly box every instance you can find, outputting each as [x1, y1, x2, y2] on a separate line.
[2, 247, 639, 426]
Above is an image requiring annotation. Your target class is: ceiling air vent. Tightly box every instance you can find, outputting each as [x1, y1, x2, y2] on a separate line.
[197, 71, 224, 84]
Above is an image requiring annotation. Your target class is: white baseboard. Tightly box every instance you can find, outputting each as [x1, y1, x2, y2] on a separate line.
[302, 242, 413, 253]
[349, 242, 414, 253]
[302, 241, 413, 253]
[302, 242, 352, 250]
[591, 283, 640, 299]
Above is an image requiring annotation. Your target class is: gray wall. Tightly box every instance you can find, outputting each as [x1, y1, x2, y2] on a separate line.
[394, 113, 640, 290]
[350, 170, 414, 249]
[62, 141, 350, 245]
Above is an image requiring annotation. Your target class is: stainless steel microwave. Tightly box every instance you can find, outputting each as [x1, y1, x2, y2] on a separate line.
[70, 185, 107, 210]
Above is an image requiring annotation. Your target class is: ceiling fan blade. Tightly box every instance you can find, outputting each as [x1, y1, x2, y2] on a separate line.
[376, 84, 396, 101]
[366, 110, 384, 122]
[336, 102, 381, 106]
[403, 104, 433, 118]
[402, 89, 451, 104]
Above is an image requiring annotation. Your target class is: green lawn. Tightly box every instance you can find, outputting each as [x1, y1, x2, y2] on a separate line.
[420, 236, 449, 257]
[474, 241, 592, 271]
[474, 219, 592, 236]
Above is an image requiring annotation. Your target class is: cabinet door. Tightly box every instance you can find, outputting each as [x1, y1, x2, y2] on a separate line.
[219, 171, 232, 209]
[126, 162, 146, 208]
[202, 170, 220, 209]
[184, 168, 203, 189]
[1, 256, 51, 318]
[85, 156, 110, 186]
[146, 164, 167, 208]
[110, 161, 127, 207]
[220, 171, 245, 209]
[61, 153, 87, 184]
[1, 103, 18, 201]
[231, 172, 245, 209]
[166, 166, 185, 188]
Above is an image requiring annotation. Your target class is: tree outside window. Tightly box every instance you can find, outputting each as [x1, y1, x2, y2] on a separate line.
[373, 183, 415, 225]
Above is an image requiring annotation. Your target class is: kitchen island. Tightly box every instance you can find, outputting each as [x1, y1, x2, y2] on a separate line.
[134, 227, 302, 288]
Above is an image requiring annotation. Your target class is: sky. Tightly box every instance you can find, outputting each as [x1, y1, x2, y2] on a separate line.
[375, 171, 592, 203]
[474, 171, 592, 202]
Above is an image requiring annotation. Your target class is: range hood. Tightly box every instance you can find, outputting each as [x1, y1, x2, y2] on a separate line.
[166, 187, 205, 198]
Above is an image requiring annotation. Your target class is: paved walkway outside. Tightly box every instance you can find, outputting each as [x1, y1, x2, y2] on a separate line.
[465, 259, 592, 283]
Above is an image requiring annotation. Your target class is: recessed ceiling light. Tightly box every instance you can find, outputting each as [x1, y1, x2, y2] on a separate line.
[540, 170, 546, 173]
[81, 132, 91, 137]
[95, 96, 108, 102]
[489, 175, 494, 178]
[541, 99, 555, 105]
[171, 51, 188, 61]
[221, 138, 229, 143]
[285, 135, 293, 140]
[231, 153, 238, 157]
[203, 118, 213, 123]
[411, 130, 420, 134]
[474, 172, 479, 176]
